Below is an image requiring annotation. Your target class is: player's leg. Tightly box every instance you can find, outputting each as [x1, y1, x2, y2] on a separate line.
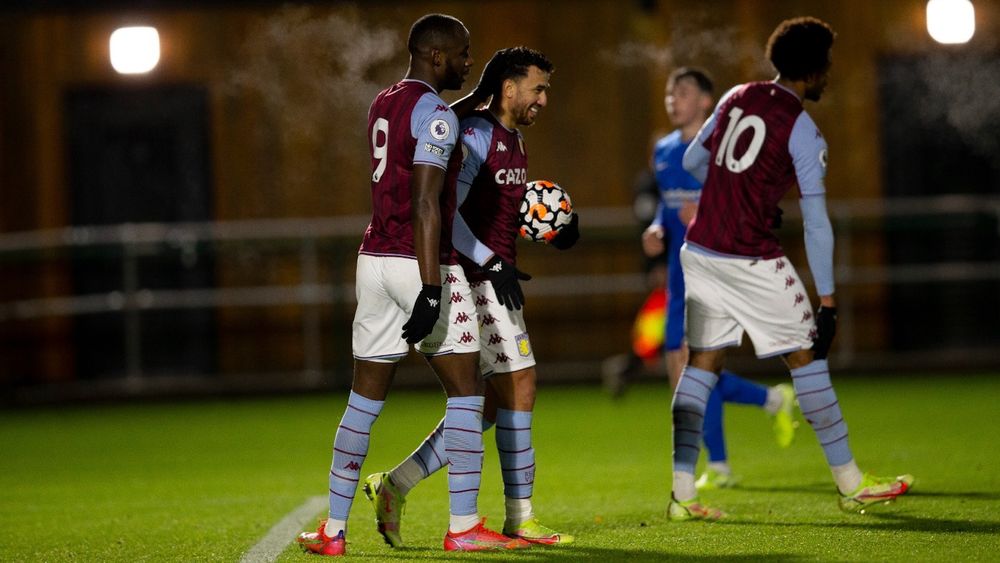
[426, 269, 527, 550]
[731, 255, 911, 511]
[784, 348, 912, 510]
[718, 370, 798, 448]
[299, 255, 407, 555]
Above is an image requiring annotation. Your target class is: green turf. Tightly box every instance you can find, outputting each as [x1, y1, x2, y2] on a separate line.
[2, 374, 999, 561]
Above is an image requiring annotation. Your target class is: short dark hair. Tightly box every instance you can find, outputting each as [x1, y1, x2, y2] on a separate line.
[668, 67, 714, 95]
[407, 14, 466, 55]
[491, 46, 554, 96]
[766, 17, 835, 81]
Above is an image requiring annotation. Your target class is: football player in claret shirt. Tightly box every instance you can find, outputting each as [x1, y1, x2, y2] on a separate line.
[297, 14, 528, 556]
[362, 47, 579, 548]
[642, 67, 798, 491]
[667, 17, 913, 521]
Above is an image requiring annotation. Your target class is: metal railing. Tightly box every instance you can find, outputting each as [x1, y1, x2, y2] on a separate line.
[1, 195, 997, 393]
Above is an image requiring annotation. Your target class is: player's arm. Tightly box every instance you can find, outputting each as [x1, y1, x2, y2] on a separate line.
[451, 49, 506, 120]
[451, 120, 495, 266]
[411, 164, 445, 286]
[401, 100, 460, 343]
[683, 85, 740, 183]
[791, 112, 837, 357]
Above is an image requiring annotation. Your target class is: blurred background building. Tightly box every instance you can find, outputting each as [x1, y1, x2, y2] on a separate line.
[0, 0, 997, 403]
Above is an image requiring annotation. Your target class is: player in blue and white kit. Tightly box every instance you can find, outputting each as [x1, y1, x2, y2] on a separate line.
[642, 68, 797, 490]
[667, 17, 912, 520]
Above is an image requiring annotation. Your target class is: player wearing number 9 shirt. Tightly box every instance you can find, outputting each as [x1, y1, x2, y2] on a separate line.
[666, 17, 912, 521]
[298, 14, 526, 557]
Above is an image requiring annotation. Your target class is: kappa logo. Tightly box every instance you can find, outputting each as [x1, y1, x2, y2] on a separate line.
[488, 333, 506, 345]
[523, 468, 535, 483]
[794, 293, 805, 306]
[445, 273, 460, 284]
[450, 292, 464, 303]
[488, 261, 504, 273]
[475, 295, 493, 307]
[454, 312, 472, 324]
[496, 140, 508, 152]
[426, 297, 440, 307]
[469, 281, 484, 289]
[808, 327, 818, 340]
[801, 311, 813, 323]
[458, 332, 476, 344]
[784, 276, 796, 289]
[343, 461, 361, 471]
[494, 352, 511, 364]
[464, 127, 475, 137]
[775, 259, 787, 272]
[480, 313, 497, 326]
[435, 104, 448, 112]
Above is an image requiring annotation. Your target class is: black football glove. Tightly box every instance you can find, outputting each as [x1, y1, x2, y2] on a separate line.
[812, 305, 838, 360]
[401, 284, 442, 344]
[771, 206, 784, 229]
[549, 214, 580, 250]
[473, 49, 507, 99]
[484, 255, 531, 310]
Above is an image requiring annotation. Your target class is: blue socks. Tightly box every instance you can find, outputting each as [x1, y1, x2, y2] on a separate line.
[672, 366, 718, 475]
[702, 370, 769, 462]
[444, 396, 485, 518]
[791, 359, 853, 466]
[328, 391, 384, 522]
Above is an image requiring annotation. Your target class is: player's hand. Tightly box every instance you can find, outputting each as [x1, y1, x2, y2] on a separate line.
[473, 49, 506, 99]
[641, 225, 665, 257]
[484, 255, 531, 310]
[771, 206, 784, 229]
[401, 284, 442, 344]
[549, 214, 580, 250]
[812, 305, 838, 360]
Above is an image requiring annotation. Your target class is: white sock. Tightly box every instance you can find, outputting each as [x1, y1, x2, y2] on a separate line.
[673, 471, 697, 502]
[323, 518, 346, 538]
[388, 458, 422, 496]
[707, 461, 731, 475]
[504, 497, 534, 527]
[449, 513, 480, 534]
[764, 386, 784, 415]
[831, 459, 863, 494]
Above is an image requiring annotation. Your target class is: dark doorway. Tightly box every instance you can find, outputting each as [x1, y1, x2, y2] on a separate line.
[65, 85, 216, 379]
[879, 54, 1000, 351]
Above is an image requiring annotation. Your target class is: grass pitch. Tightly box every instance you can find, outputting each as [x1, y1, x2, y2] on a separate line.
[2, 373, 999, 561]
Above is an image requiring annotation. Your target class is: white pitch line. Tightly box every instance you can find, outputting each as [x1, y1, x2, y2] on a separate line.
[240, 495, 327, 563]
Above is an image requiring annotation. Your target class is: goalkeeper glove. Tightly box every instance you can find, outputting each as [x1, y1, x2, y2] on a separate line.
[401, 284, 442, 344]
[549, 214, 580, 250]
[484, 255, 531, 310]
[812, 305, 837, 360]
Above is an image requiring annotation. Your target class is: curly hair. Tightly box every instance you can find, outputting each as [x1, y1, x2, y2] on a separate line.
[765, 17, 835, 81]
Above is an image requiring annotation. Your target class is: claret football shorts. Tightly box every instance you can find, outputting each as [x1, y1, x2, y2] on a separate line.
[680, 244, 817, 358]
[352, 254, 479, 362]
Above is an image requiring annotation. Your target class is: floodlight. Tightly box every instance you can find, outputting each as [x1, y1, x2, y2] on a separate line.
[110, 26, 160, 74]
[927, 0, 976, 44]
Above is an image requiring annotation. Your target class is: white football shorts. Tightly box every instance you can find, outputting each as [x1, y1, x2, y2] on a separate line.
[352, 254, 479, 362]
[680, 244, 816, 358]
[469, 280, 536, 376]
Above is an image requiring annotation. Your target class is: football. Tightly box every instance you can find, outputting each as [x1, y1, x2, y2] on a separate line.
[518, 180, 575, 243]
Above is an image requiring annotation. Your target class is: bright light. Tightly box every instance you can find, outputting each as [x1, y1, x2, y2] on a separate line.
[927, 0, 976, 44]
[109, 26, 160, 74]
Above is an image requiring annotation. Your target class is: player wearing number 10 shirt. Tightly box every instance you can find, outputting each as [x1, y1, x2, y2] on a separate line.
[666, 17, 912, 521]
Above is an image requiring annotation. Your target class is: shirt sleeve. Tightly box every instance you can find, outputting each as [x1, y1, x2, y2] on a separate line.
[411, 93, 459, 170]
[683, 85, 741, 183]
[788, 111, 828, 197]
[451, 117, 495, 266]
[801, 194, 836, 296]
